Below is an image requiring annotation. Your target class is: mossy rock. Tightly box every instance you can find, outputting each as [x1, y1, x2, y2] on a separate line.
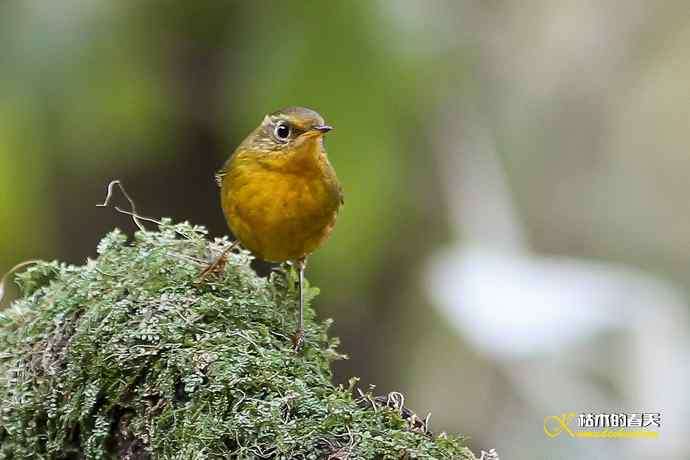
[0, 221, 476, 459]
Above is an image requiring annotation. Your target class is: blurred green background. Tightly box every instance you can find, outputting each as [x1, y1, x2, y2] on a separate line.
[2, 2, 690, 458]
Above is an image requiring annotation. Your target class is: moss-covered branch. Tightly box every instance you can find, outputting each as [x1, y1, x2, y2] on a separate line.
[0, 221, 478, 459]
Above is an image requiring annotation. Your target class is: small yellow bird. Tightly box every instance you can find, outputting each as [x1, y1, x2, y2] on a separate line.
[217, 107, 343, 348]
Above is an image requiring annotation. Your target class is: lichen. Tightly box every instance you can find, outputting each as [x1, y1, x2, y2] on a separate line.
[0, 220, 476, 459]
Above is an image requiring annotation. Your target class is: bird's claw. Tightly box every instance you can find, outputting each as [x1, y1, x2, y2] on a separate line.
[196, 256, 227, 283]
[195, 242, 237, 284]
[291, 329, 305, 352]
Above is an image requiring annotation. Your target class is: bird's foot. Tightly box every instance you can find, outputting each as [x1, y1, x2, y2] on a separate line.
[196, 242, 237, 283]
[291, 328, 305, 352]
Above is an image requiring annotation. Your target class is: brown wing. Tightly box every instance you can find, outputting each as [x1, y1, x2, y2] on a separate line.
[214, 171, 226, 187]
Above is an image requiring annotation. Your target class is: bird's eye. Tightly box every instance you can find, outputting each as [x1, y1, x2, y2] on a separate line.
[273, 122, 291, 142]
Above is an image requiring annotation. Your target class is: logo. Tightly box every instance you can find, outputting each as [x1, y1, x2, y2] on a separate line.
[544, 412, 660, 439]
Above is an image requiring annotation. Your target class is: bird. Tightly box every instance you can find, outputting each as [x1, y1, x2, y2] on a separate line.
[216, 106, 343, 349]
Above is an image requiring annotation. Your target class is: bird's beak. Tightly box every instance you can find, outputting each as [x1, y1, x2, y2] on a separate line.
[312, 125, 333, 134]
[302, 125, 334, 139]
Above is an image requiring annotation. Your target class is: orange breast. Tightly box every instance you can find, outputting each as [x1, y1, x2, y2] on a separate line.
[221, 151, 342, 262]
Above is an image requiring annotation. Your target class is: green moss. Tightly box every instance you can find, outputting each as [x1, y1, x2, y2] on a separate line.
[0, 221, 476, 459]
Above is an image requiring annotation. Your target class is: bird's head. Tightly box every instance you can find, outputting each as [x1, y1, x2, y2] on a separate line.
[240, 106, 333, 155]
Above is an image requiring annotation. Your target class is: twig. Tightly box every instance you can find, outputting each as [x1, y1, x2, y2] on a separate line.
[96, 180, 146, 231]
[479, 449, 500, 460]
[0, 260, 42, 306]
[97, 180, 193, 240]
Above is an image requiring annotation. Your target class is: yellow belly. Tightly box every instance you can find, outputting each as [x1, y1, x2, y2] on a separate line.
[221, 158, 341, 262]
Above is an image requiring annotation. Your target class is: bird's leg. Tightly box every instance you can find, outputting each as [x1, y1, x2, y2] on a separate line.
[196, 240, 238, 283]
[291, 257, 307, 351]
